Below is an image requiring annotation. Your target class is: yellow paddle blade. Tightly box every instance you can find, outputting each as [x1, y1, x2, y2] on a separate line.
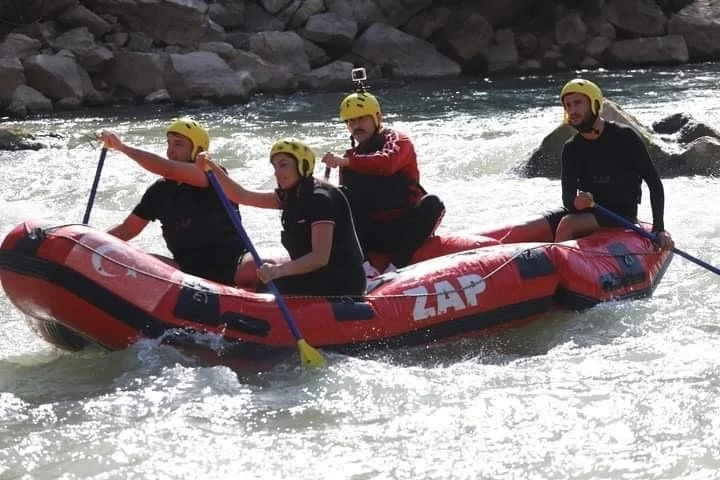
[297, 339, 326, 368]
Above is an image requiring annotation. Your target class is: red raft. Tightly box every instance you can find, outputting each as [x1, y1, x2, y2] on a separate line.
[0, 219, 672, 362]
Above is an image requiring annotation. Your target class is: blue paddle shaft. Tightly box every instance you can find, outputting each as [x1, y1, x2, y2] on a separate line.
[205, 170, 304, 341]
[593, 203, 720, 277]
[82, 147, 108, 224]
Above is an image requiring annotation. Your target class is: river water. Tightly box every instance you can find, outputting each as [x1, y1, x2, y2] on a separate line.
[2, 64, 720, 479]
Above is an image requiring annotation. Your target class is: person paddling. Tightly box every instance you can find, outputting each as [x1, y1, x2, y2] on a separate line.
[511, 79, 674, 250]
[98, 118, 253, 285]
[200, 138, 366, 296]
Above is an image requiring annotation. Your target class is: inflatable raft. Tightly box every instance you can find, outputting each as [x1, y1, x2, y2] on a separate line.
[0, 219, 672, 363]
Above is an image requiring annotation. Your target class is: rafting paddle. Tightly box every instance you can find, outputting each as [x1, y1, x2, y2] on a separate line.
[82, 145, 108, 224]
[205, 169, 327, 368]
[593, 203, 720, 277]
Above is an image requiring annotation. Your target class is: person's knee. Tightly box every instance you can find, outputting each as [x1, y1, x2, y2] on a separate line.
[554, 217, 573, 242]
[416, 194, 445, 234]
[419, 194, 445, 218]
[555, 214, 598, 242]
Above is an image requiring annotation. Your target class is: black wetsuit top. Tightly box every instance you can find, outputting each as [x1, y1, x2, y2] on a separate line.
[561, 121, 666, 231]
[275, 179, 365, 296]
[133, 179, 247, 284]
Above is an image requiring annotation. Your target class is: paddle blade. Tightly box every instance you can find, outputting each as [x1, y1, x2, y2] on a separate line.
[297, 339, 326, 368]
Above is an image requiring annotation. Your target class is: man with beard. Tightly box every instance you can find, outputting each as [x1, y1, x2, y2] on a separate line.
[541, 78, 673, 249]
[321, 90, 445, 277]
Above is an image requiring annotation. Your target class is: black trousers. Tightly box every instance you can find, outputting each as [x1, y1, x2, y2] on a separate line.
[356, 194, 445, 268]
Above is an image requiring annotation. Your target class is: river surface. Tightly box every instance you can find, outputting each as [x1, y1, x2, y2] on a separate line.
[2, 65, 720, 479]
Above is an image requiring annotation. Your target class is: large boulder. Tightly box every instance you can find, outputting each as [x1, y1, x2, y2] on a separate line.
[299, 60, 355, 90]
[56, 4, 112, 37]
[302, 12, 358, 51]
[22, 51, 96, 101]
[351, 23, 461, 79]
[227, 50, 298, 93]
[107, 51, 169, 98]
[7, 85, 53, 118]
[163, 51, 254, 103]
[82, 0, 212, 46]
[326, 0, 432, 28]
[0, 33, 41, 59]
[668, 2, 720, 60]
[51, 27, 114, 72]
[606, 0, 667, 37]
[0, 57, 26, 103]
[605, 35, 689, 65]
[247, 31, 310, 75]
[668, 137, 720, 176]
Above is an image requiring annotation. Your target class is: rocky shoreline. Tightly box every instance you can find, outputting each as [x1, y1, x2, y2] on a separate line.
[2, 0, 720, 175]
[2, 0, 720, 118]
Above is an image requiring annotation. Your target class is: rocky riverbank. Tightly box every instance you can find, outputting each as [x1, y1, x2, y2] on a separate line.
[2, 0, 720, 176]
[2, 0, 720, 119]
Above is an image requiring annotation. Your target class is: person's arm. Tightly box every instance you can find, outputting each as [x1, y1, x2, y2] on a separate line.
[626, 131, 674, 249]
[106, 213, 149, 241]
[560, 144, 579, 211]
[197, 153, 280, 209]
[258, 222, 334, 283]
[628, 132, 665, 232]
[98, 130, 208, 187]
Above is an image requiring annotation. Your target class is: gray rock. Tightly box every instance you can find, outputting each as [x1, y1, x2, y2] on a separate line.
[605, 35, 688, 65]
[652, 112, 690, 134]
[678, 120, 720, 144]
[23, 52, 96, 101]
[0, 57, 26, 103]
[302, 12, 357, 50]
[668, 5, 720, 60]
[669, 137, 720, 175]
[145, 89, 172, 103]
[7, 85, 53, 118]
[227, 50, 298, 93]
[555, 12, 588, 47]
[57, 4, 112, 37]
[352, 23, 461, 79]
[302, 39, 331, 69]
[106, 51, 168, 98]
[199, 42, 237, 61]
[243, 2, 287, 32]
[606, 0, 667, 37]
[248, 31, 310, 75]
[0, 33, 42, 59]
[208, 1, 245, 29]
[164, 51, 254, 103]
[299, 60, 355, 90]
[52, 27, 114, 72]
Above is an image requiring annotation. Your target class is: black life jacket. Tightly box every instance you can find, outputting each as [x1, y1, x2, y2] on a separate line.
[341, 133, 416, 214]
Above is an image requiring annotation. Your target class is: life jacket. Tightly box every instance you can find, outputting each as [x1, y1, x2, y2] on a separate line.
[341, 131, 419, 215]
[158, 182, 245, 258]
[278, 178, 363, 270]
